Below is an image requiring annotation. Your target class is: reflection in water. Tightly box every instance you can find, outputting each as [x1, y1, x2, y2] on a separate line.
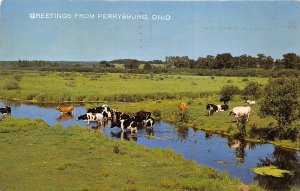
[111, 131, 137, 141]
[205, 132, 213, 140]
[255, 148, 300, 191]
[177, 126, 189, 140]
[56, 114, 73, 122]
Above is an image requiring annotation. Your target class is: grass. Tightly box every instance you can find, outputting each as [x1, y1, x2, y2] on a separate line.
[0, 117, 265, 191]
[0, 70, 267, 102]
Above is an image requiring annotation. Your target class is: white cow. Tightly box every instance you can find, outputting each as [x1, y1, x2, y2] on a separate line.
[245, 100, 256, 105]
[229, 106, 251, 123]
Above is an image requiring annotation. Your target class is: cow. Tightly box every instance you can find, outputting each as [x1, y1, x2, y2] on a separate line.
[115, 112, 131, 121]
[87, 104, 110, 113]
[56, 106, 73, 115]
[119, 118, 138, 133]
[0, 106, 11, 116]
[142, 117, 155, 131]
[245, 100, 256, 105]
[134, 111, 152, 125]
[206, 104, 218, 116]
[77, 113, 104, 125]
[216, 104, 229, 112]
[135, 111, 151, 121]
[220, 96, 230, 104]
[228, 106, 251, 124]
[179, 102, 187, 112]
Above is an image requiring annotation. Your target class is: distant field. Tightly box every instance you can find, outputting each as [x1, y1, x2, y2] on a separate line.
[0, 70, 267, 102]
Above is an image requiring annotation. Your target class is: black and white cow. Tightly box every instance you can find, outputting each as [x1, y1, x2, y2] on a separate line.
[220, 96, 230, 104]
[87, 105, 112, 120]
[0, 106, 11, 116]
[135, 111, 151, 122]
[207, 104, 229, 116]
[142, 117, 155, 131]
[216, 104, 229, 112]
[77, 113, 104, 125]
[206, 104, 218, 116]
[119, 118, 138, 133]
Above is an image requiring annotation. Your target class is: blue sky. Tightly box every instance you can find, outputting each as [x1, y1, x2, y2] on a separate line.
[0, 0, 300, 61]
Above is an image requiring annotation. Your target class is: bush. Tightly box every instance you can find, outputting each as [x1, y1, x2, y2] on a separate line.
[153, 109, 161, 117]
[242, 82, 263, 100]
[2, 81, 21, 90]
[219, 84, 240, 98]
[13, 74, 23, 81]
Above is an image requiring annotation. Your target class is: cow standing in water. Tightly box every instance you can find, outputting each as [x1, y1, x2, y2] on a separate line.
[56, 106, 74, 115]
[77, 113, 104, 125]
[0, 106, 11, 116]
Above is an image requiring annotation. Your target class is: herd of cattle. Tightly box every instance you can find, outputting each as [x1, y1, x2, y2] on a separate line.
[206, 96, 255, 123]
[57, 104, 155, 133]
[1, 96, 256, 131]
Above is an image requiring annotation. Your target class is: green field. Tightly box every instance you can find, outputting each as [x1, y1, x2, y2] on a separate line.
[0, 118, 264, 191]
[0, 70, 267, 102]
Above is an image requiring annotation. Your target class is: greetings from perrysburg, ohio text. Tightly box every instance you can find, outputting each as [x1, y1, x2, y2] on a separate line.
[29, 13, 171, 21]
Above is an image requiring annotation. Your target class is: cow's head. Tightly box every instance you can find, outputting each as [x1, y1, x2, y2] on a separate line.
[77, 114, 87, 120]
[228, 110, 235, 116]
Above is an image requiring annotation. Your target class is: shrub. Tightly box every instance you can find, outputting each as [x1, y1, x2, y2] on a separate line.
[242, 82, 263, 100]
[13, 74, 23, 81]
[219, 84, 240, 98]
[260, 78, 299, 127]
[2, 81, 21, 90]
[153, 109, 161, 117]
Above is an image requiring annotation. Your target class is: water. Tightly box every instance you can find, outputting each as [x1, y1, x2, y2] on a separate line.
[1, 101, 299, 191]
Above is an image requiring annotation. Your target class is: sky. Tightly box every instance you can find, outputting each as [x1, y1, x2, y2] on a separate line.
[0, 0, 300, 61]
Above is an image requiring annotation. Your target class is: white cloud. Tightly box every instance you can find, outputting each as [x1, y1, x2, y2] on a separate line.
[0, 0, 3, 7]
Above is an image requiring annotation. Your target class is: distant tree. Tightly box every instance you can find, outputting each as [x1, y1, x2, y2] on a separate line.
[123, 59, 140, 69]
[261, 56, 274, 70]
[143, 62, 152, 70]
[165, 56, 190, 68]
[195, 55, 215, 69]
[214, 53, 233, 69]
[282, 53, 300, 69]
[260, 78, 299, 127]
[99, 61, 115, 68]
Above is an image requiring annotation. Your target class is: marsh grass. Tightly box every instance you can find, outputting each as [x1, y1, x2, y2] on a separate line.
[0, 70, 267, 103]
[0, 117, 264, 191]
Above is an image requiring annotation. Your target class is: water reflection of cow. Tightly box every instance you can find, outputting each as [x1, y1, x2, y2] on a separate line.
[227, 139, 254, 163]
[111, 131, 138, 142]
[56, 114, 73, 122]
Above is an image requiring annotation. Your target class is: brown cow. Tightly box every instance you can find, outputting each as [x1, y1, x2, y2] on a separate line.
[179, 102, 187, 112]
[56, 106, 74, 115]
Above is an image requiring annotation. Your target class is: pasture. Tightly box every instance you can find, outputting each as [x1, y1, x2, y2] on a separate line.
[0, 70, 267, 102]
[0, 117, 264, 191]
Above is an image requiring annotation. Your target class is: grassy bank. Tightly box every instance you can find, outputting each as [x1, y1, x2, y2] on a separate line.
[103, 99, 299, 151]
[0, 117, 264, 191]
